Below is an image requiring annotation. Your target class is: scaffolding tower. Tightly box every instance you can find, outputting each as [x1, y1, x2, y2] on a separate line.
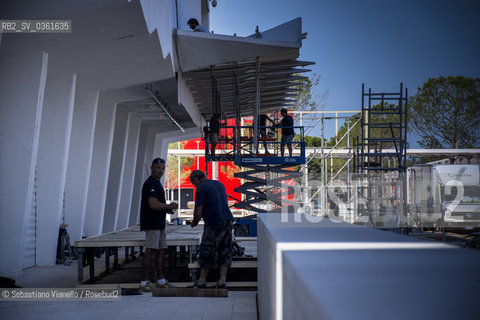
[355, 83, 408, 229]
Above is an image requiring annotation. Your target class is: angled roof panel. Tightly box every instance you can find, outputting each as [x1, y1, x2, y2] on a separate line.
[176, 18, 314, 121]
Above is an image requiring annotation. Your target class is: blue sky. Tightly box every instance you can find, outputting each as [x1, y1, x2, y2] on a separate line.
[210, 0, 480, 145]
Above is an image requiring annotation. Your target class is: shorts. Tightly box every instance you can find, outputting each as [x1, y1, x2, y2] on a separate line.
[209, 133, 218, 144]
[145, 229, 167, 250]
[281, 134, 294, 144]
[199, 221, 233, 269]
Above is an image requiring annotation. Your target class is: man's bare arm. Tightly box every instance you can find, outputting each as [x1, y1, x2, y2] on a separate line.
[191, 206, 203, 227]
[148, 197, 178, 212]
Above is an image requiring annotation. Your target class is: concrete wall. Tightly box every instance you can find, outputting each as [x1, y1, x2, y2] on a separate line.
[103, 105, 130, 233]
[258, 213, 480, 320]
[129, 124, 151, 226]
[65, 91, 99, 243]
[140, 0, 175, 60]
[0, 0, 206, 278]
[115, 115, 142, 230]
[35, 72, 76, 265]
[0, 52, 48, 278]
[83, 91, 118, 237]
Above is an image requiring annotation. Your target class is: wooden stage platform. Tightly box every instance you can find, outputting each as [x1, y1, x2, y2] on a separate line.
[74, 225, 203, 284]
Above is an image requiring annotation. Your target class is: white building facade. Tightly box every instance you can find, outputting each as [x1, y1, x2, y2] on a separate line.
[0, 0, 307, 279]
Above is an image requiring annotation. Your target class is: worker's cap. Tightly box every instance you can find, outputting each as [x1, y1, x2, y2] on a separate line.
[151, 158, 166, 166]
[189, 170, 206, 181]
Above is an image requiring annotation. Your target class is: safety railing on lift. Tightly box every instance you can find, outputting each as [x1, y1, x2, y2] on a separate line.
[204, 125, 306, 165]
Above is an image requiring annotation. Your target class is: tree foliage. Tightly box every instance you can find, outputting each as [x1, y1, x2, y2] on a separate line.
[290, 74, 329, 173]
[409, 76, 480, 149]
[326, 103, 403, 149]
[291, 73, 328, 111]
[220, 163, 240, 180]
[314, 103, 405, 173]
[303, 135, 325, 147]
[165, 142, 195, 188]
[290, 73, 329, 129]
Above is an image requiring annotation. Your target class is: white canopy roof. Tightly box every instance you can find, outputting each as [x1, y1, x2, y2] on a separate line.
[174, 18, 314, 120]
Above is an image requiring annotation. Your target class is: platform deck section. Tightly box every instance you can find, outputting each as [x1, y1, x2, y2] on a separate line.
[74, 225, 203, 284]
[188, 260, 257, 269]
[74, 224, 203, 248]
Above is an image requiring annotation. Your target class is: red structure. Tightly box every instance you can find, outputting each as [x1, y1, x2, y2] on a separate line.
[166, 136, 243, 207]
[166, 116, 296, 210]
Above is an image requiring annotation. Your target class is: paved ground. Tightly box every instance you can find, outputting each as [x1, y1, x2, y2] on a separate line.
[1, 259, 258, 320]
[0, 291, 257, 320]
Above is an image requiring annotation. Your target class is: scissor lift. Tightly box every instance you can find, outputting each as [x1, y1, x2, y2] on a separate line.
[205, 125, 306, 165]
[205, 123, 306, 213]
[191, 57, 311, 215]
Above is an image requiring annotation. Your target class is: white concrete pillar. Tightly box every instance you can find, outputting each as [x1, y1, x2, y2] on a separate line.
[35, 73, 76, 266]
[115, 115, 142, 229]
[130, 126, 165, 225]
[64, 91, 99, 243]
[158, 134, 170, 163]
[129, 124, 151, 226]
[156, 132, 173, 223]
[144, 126, 159, 172]
[0, 51, 48, 278]
[83, 92, 117, 236]
[103, 105, 129, 233]
[153, 131, 166, 159]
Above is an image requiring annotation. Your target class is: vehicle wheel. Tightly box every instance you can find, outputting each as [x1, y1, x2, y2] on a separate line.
[234, 225, 249, 237]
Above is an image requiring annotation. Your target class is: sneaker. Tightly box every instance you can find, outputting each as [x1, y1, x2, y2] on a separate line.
[208, 282, 226, 289]
[188, 280, 206, 289]
[139, 281, 156, 292]
[213, 282, 226, 289]
[157, 280, 169, 288]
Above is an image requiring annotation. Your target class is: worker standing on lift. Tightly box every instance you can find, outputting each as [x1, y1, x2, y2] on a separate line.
[274, 108, 294, 157]
[258, 114, 274, 154]
[209, 113, 220, 157]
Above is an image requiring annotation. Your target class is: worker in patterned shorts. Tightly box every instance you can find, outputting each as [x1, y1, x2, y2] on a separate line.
[189, 170, 234, 288]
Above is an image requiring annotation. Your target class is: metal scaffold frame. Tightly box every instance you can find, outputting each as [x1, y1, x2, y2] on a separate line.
[305, 111, 360, 217]
[356, 83, 409, 229]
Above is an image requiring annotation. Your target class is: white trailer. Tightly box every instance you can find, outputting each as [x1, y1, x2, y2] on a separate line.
[408, 164, 480, 230]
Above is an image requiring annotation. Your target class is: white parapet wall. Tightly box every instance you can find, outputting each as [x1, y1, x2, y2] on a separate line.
[257, 212, 480, 320]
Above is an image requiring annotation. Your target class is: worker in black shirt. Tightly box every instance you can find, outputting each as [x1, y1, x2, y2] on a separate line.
[274, 108, 294, 157]
[139, 158, 178, 291]
[209, 113, 220, 157]
[258, 114, 274, 154]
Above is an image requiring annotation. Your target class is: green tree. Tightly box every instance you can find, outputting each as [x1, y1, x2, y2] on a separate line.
[322, 102, 406, 172]
[303, 135, 325, 147]
[326, 103, 402, 149]
[409, 76, 480, 149]
[290, 73, 329, 131]
[220, 163, 240, 180]
[298, 135, 327, 173]
[291, 73, 328, 111]
[165, 142, 195, 188]
[290, 74, 329, 173]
